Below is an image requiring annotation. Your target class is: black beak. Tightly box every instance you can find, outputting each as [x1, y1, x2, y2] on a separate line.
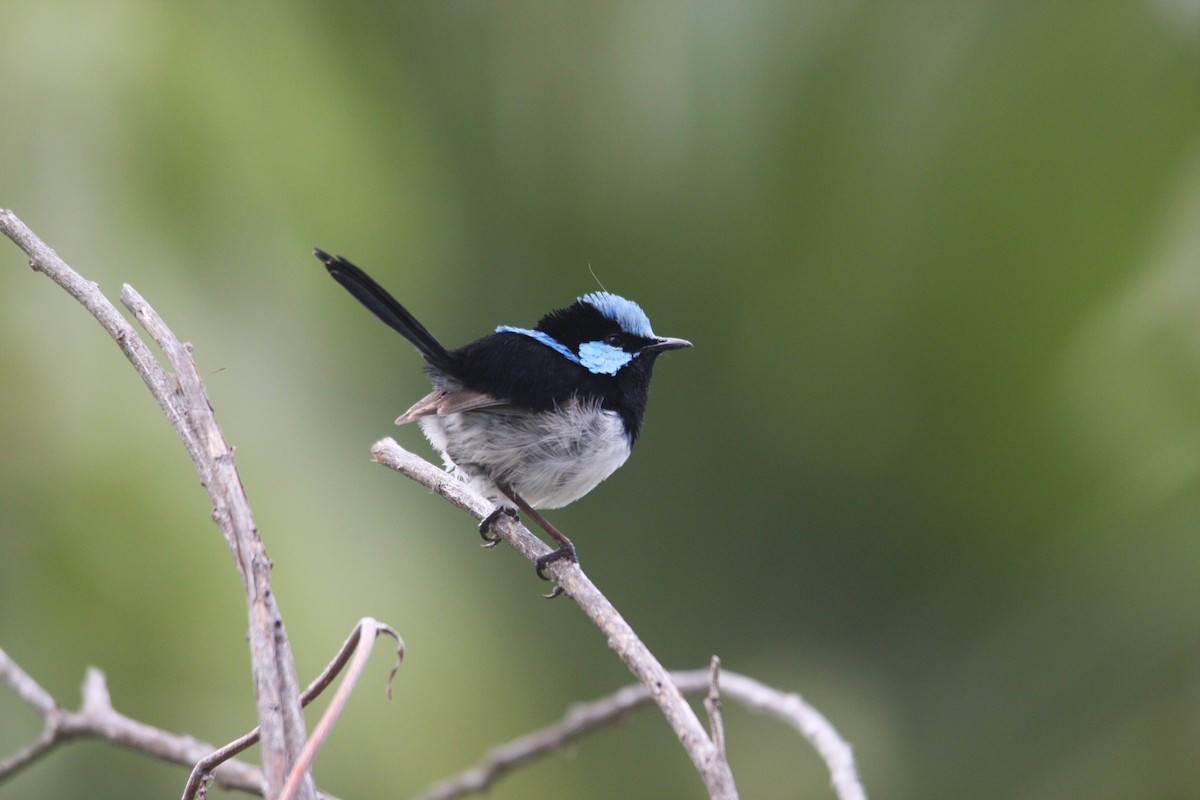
[643, 336, 693, 353]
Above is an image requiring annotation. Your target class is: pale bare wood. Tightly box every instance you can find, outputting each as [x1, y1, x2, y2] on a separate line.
[0, 209, 315, 800]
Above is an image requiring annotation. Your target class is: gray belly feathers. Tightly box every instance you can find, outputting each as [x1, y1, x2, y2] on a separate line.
[419, 399, 632, 509]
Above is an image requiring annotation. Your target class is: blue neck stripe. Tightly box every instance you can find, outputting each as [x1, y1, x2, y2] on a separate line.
[496, 326, 580, 364]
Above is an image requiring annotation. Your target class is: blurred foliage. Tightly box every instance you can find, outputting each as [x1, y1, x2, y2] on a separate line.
[3, 2, 1200, 798]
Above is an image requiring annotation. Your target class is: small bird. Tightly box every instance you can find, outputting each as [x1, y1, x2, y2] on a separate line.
[315, 249, 691, 584]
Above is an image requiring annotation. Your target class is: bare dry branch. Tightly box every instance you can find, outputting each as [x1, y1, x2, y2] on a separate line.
[0, 646, 265, 793]
[372, 438, 740, 799]
[412, 667, 867, 800]
[119, 285, 315, 799]
[0, 210, 314, 800]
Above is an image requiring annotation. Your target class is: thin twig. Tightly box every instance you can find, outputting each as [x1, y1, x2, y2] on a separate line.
[0, 644, 57, 717]
[0, 210, 314, 800]
[183, 618, 404, 800]
[712, 670, 866, 800]
[704, 656, 726, 762]
[412, 667, 867, 800]
[372, 438, 739, 799]
[278, 619, 404, 800]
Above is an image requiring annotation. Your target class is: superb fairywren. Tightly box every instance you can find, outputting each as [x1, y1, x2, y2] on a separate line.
[315, 249, 691, 583]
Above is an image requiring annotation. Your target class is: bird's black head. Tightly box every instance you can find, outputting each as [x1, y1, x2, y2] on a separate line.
[512, 292, 692, 439]
[530, 292, 691, 371]
[460, 291, 690, 440]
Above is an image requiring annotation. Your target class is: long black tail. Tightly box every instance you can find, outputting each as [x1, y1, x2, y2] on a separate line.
[315, 249, 455, 371]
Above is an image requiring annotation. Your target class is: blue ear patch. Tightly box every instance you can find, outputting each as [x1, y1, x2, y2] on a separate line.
[496, 326, 581, 364]
[578, 340, 637, 375]
[497, 326, 638, 376]
[579, 292, 655, 338]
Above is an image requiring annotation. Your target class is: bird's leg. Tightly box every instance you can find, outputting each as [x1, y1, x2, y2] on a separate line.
[496, 484, 578, 587]
[478, 506, 518, 547]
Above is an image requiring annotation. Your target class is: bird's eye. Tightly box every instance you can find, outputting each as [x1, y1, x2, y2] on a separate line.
[604, 333, 624, 348]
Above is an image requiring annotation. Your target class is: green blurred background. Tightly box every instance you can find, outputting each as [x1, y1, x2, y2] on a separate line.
[3, 2, 1200, 798]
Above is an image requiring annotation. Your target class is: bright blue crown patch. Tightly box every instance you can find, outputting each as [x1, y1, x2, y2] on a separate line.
[579, 292, 655, 338]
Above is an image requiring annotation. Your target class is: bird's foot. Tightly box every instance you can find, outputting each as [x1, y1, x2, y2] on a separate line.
[535, 540, 578, 582]
[478, 506, 518, 547]
[537, 542, 577, 599]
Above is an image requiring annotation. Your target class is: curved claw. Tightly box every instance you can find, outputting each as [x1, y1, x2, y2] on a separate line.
[478, 506, 518, 546]
[542, 585, 565, 600]
[534, 541, 578, 581]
